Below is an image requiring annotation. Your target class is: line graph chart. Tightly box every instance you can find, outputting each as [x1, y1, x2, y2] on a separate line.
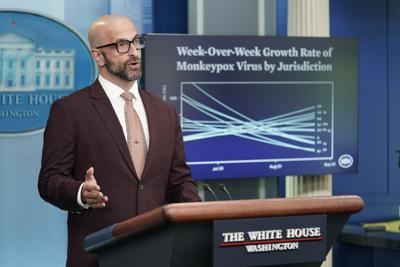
[180, 82, 333, 165]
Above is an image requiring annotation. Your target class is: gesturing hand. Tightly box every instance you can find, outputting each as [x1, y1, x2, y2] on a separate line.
[81, 167, 108, 208]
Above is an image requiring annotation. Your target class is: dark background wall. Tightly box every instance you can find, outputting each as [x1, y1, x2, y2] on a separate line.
[331, 0, 400, 224]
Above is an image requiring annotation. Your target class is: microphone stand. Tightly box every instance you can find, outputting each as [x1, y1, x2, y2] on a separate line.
[204, 183, 218, 201]
[218, 183, 232, 200]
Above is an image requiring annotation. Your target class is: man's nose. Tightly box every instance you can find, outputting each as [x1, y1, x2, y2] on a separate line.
[128, 43, 140, 57]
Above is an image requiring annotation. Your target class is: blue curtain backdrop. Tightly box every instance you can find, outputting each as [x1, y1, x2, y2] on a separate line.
[153, 0, 188, 33]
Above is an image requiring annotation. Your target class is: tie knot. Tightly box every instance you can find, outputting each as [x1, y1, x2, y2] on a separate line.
[121, 92, 134, 102]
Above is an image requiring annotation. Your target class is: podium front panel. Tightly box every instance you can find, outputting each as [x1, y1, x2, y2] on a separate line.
[214, 215, 327, 266]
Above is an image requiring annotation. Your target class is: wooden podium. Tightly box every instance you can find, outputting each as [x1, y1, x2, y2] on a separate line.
[85, 195, 363, 267]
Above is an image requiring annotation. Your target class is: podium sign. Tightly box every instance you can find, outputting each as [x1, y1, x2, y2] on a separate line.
[84, 196, 364, 267]
[214, 215, 327, 266]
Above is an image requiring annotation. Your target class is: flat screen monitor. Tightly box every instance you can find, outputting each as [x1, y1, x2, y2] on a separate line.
[144, 34, 358, 180]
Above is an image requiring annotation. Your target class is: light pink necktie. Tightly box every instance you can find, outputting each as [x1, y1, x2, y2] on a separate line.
[121, 92, 147, 178]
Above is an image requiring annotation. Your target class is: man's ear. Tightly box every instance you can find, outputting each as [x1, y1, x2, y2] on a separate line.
[92, 49, 105, 67]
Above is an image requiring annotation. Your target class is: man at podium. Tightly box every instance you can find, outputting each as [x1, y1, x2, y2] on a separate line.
[38, 15, 201, 267]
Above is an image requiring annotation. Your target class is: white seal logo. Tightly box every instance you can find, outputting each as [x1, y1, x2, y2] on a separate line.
[0, 10, 95, 135]
[338, 154, 353, 168]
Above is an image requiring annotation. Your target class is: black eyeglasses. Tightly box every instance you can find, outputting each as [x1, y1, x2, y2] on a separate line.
[96, 34, 146, 54]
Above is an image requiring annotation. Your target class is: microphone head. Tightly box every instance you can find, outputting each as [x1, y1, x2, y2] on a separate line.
[203, 183, 218, 201]
[218, 182, 232, 200]
[204, 183, 213, 192]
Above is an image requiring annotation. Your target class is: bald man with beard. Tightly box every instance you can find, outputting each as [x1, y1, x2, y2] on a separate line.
[38, 15, 201, 267]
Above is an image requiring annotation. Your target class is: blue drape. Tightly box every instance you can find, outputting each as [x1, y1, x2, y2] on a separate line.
[152, 0, 188, 33]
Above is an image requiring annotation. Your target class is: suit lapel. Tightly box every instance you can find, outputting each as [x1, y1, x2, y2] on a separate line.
[140, 89, 159, 180]
[89, 80, 137, 179]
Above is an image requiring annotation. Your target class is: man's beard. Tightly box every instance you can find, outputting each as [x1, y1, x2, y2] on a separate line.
[101, 52, 142, 81]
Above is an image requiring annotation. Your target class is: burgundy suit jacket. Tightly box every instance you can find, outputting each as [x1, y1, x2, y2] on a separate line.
[38, 80, 201, 267]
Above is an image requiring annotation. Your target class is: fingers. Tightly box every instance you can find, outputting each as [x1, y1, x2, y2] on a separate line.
[83, 189, 105, 200]
[85, 167, 99, 193]
[82, 189, 108, 209]
[83, 182, 100, 192]
[88, 194, 108, 208]
[82, 167, 108, 209]
[85, 167, 96, 182]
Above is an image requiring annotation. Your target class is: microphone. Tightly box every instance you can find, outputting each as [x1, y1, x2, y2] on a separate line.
[218, 183, 232, 200]
[204, 183, 218, 201]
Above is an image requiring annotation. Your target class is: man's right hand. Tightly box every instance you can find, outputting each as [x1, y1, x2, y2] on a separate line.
[81, 167, 108, 208]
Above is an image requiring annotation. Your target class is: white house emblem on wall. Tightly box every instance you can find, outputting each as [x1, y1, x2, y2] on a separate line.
[0, 32, 75, 92]
[0, 11, 95, 135]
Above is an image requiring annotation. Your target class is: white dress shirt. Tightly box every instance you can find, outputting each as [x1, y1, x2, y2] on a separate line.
[98, 75, 150, 146]
[77, 75, 150, 208]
